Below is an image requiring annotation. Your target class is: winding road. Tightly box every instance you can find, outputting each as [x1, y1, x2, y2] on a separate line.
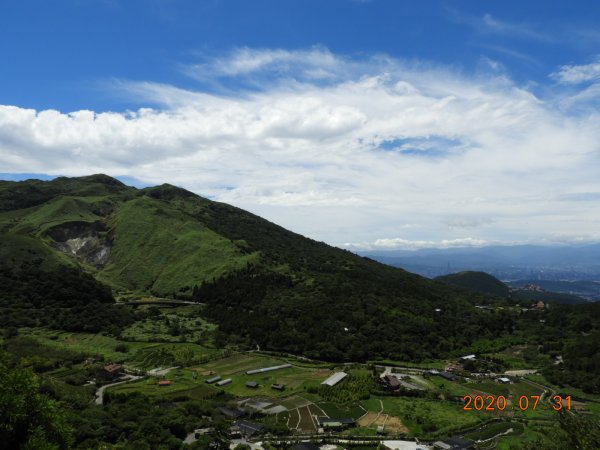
[95, 375, 143, 405]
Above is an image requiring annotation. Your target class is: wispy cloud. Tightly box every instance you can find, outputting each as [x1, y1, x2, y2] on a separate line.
[474, 44, 540, 66]
[449, 9, 553, 43]
[550, 57, 600, 84]
[479, 13, 552, 42]
[1, 48, 600, 249]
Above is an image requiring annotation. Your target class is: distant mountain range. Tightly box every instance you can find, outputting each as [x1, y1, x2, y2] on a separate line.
[362, 245, 600, 299]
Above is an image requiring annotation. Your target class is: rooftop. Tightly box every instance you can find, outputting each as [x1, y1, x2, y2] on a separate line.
[322, 371, 348, 386]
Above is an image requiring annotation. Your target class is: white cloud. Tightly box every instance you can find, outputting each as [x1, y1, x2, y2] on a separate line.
[342, 237, 490, 251]
[551, 57, 600, 84]
[1, 48, 600, 249]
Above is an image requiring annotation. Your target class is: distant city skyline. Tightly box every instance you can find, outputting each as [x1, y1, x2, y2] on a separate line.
[2, 0, 600, 249]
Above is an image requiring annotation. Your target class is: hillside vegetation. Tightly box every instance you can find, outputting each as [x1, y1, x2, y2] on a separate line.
[0, 175, 517, 361]
[435, 271, 510, 298]
[436, 271, 588, 305]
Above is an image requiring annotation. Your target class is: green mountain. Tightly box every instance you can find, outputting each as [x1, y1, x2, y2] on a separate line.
[0, 175, 513, 361]
[435, 271, 510, 298]
[435, 271, 588, 305]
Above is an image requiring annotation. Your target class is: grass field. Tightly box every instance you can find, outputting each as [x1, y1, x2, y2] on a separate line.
[465, 381, 511, 397]
[482, 345, 545, 370]
[496, 423, 553, 449]
[376, 396, 488, 436]
[192, 353, 334, 398]
[429, 375, 474, 397]
[464, 421, 523, 441]
[108, 367, 218, 401]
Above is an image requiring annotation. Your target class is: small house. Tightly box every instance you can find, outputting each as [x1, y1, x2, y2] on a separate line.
[100, 363, 122, 380]
[497, 377, 511, 384]
[380, 374, 401, 391]
[271, 383, 285, 391]
[245, 381, 259, 389]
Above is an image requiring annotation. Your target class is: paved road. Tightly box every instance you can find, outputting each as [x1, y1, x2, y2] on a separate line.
[95, 375, 142, 405]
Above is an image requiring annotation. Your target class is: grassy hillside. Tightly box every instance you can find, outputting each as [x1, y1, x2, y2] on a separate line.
[98, 195, 259, 296]
[0, 175, 515, 361]
[435, 271, 510, 298]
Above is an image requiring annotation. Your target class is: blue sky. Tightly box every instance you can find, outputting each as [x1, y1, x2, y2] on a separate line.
[3, 0, 599, 111]
[2, 0, 600, 249]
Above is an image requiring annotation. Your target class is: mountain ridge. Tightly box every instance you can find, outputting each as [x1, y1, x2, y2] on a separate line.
[0, 174, 511, 361]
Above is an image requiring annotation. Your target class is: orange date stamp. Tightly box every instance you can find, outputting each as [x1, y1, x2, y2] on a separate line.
[463, 394, 572, 411]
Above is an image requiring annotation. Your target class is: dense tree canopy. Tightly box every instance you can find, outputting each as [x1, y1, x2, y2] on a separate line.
[0, 351, 72, 450]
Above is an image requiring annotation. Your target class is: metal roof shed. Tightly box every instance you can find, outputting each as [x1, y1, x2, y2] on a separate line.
[321, 372, 348, 386]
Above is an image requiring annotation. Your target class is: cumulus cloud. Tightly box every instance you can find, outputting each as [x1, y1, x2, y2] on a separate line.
[1, 48, 600, 249]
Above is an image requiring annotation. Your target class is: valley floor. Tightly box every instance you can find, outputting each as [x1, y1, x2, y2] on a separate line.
[5, 319, 599, 450]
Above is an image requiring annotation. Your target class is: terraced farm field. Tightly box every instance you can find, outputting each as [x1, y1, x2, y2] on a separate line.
[20, 328, 220, 367]
[297, 405, 317, 432]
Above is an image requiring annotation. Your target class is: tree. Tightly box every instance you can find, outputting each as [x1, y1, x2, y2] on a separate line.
[0, 351, 73, 449]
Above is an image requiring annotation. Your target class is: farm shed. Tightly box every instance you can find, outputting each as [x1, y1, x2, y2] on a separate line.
[216, 378, 232, 386]
[205, 375, 221, 384]
[383, 441, 429, 450]
[245, 364, 292, 375]
[318, 417, 355, 429]
[245, 381, 259, 388]
[321, 371, 348, 386]
[439, 371, 457, 382]
[218, 407, 244, 419]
